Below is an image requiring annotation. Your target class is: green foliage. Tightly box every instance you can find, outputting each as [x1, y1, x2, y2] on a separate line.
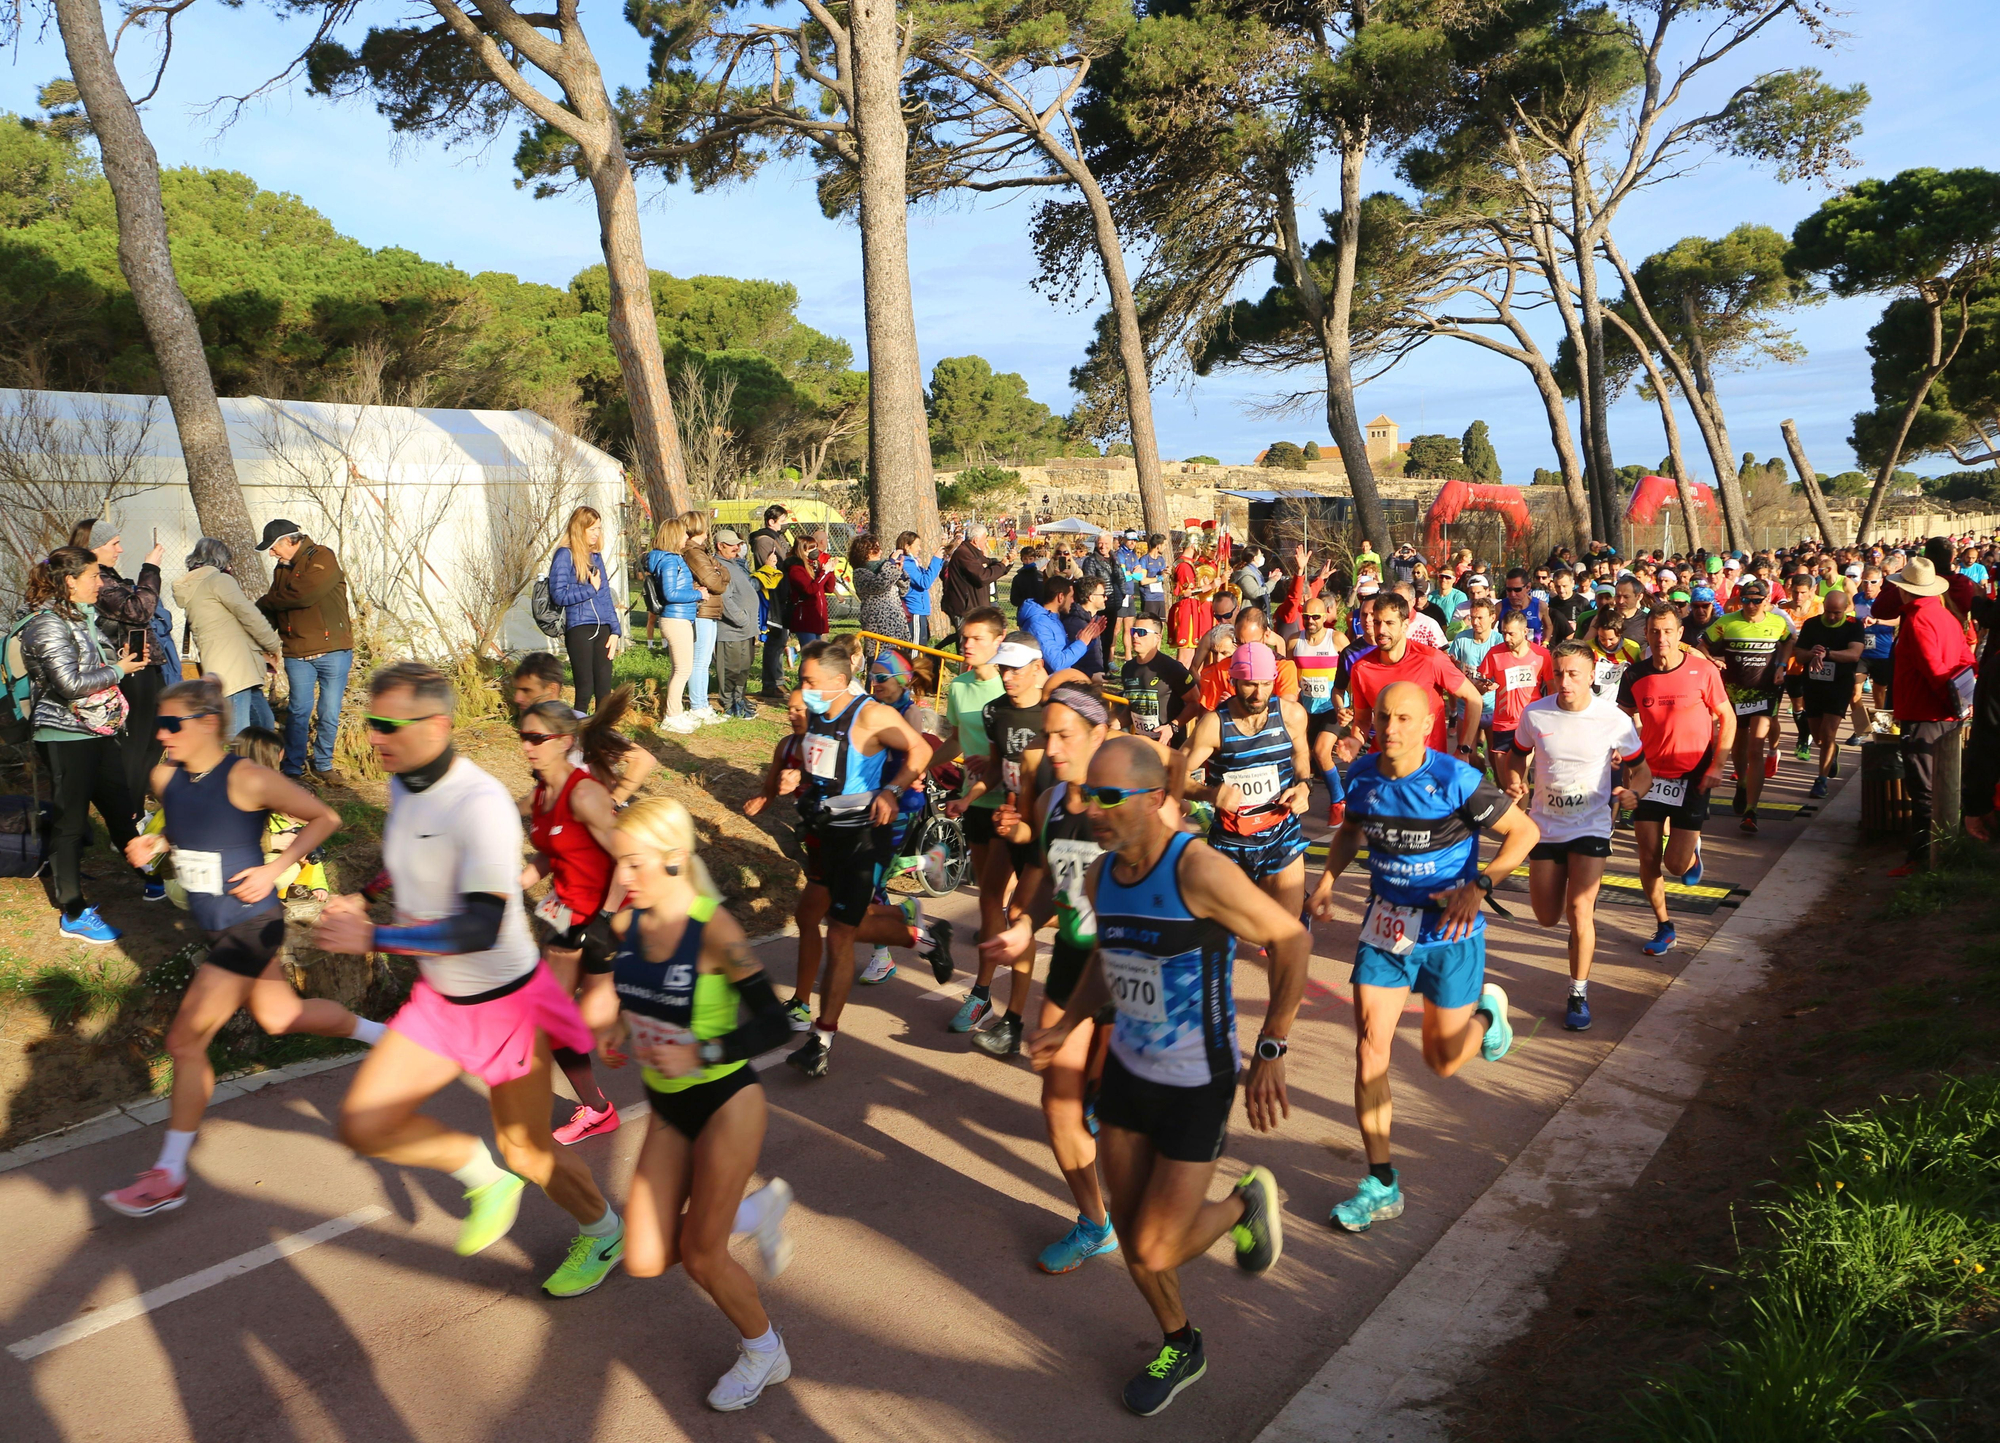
[1531, 467, 1564, 487]
[1184, 455, 1221, 466]
[1301, 440, 1321, 460]
[1921, 469, 2000, 505]
[926, 355, 1071, 466]
[1788, 168, 2000, 300]
[936, 464, 1025, 512]
[1403, 433, 1468, 479]
[1460, 420, 1499, 481]
[1821, 470, 1876, 498]
[1851, 276, 2000, 470]
[1261, 441, 1307, 470]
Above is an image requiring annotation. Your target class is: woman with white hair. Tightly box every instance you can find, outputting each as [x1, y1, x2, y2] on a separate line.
[589, 797, 797, 1411]
[174, 537, 284, 736]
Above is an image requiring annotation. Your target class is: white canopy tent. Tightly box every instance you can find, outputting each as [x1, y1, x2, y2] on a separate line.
[0, 389, 629, 656]
[1032, 516, 1106, 536]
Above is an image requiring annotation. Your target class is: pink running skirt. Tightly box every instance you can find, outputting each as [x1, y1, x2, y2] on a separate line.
[388, 960, 596, 1087]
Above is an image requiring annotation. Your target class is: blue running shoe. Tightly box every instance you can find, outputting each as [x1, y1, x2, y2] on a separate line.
[1808, 776, 1828, 799]
[141, 881, 167, 902]
[59, 907, 119, 944]
[1330, 1171, 1403, 1232]
[1643, 923, 1675, 957]
[1679, 839, 1702, 889]
[1478, 984, 1513, 1061]
[1038, 1215, 1117, 1274]
[1564, 991, 1592, 1031]
[950, 993, 992, 1033]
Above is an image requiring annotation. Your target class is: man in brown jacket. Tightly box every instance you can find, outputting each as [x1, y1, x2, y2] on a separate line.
[256, 519, 354, 781]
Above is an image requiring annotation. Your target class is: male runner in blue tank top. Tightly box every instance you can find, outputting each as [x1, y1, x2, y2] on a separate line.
[1310, 680, 1540, 1233]
[1028, 736, 1311, 1417]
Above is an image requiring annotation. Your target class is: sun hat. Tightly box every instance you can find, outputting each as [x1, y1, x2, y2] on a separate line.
[1888, 557, 1950, 596]
[1228, 641, 1277, 682]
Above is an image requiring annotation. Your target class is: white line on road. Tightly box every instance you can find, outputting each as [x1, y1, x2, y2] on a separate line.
[8, 1205, 392, 1363]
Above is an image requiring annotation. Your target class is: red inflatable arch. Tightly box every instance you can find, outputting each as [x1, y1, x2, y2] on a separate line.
[1423, 480, 1533, 564]
[1625, 473, 1718, 530]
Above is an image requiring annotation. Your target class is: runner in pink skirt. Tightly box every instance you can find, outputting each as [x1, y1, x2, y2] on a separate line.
[314, 661, 625, 1299]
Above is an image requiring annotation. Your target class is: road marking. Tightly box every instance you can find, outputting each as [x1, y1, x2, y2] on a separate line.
[8, 1206, 391, 1363]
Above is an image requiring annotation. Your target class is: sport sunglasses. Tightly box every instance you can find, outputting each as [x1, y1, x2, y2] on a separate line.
[365, 713, 447, 734]
[517, 729, 563, 746]
[155, 711, 220, 733]
[1081, 784, 1161, 807]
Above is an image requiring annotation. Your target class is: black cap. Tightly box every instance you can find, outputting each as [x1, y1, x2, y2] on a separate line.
[1738, 579, 1769, 599]
[256, 519, 302, 551]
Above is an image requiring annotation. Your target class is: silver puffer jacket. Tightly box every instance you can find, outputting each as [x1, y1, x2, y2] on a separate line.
[21, 604, 125, 737]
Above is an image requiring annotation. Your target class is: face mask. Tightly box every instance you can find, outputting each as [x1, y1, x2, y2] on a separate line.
[803, 689, 835, 717]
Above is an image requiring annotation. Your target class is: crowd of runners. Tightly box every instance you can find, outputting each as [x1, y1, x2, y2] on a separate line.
[57, 512, 1994, 1421]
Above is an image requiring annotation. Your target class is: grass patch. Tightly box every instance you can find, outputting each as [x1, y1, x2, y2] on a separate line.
[1886, 835, 2000, 918]
[0, 947, 144, 1027]
[1626, 1075, 2000, 1441]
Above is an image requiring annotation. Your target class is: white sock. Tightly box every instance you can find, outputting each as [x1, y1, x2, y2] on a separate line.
[1570, 979, 1588, 998]
[742, 1324, 781, 1353]
[579, 1204, 621, 1238]
[813, 1024, 835, 1050]
[450, 1140, 510, 1192]
[870, 946, 892, 965]
[349, 1017, 387, 1045]
[155, 1128, 196, 1183]
[733, 1190, 764, 1236]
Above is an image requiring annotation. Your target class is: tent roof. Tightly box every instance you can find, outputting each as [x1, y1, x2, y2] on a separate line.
[1033, 516, 1106, 534]
[0, 389, 619, 473]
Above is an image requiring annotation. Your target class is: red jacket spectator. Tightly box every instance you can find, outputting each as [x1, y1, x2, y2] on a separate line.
[783, 553, 837, 635]
[1891, 586, 1974, 723]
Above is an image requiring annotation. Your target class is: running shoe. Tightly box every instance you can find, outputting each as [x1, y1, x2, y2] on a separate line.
[1565, 992, 1592, 1031]
[707, 1333, 791, 1411]
[1329, 1171, 1403, 1232]
[859, 949, 897, 984]
[141, 880, 167, 903]
[1829, 755, 1840, 778]
[971, 1013, 1022, 1058]
[1477, 984, 1513, 1062]
[455, 1174, 526, 1256]
[1643, 922, 1676, 957]
[749, 1177, 794, 1277]
[1731, 784, 1746, 815]
[922, 919, 956, 984]
[1808, 776, 1829, 799]
[58, 907, 119, 944]
[1845, 732, 1867, 745]
[1038, 1214, 1117, 1274]
[785, 1032, 830, 1078]
[553, 1102, 619, 1145]
[102, 1168, 186, 1218]
[950, 993, 992, 1033]
[1679, 839, 1703, 889]
[1740, 810, 1759, 836]
[1764, 750, 1779, 779]
[920, 843, 950, 893]
[543, 1224, 624, 1297]
[782, 997, 812, 1032]
[1230, 1165, 1283, 1274]
[1122, 1331, 1206, 1417]
[1794, 741, 1810, 762]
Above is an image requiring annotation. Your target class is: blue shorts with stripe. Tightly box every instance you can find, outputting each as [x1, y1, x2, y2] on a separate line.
[1209, 813, 1307, 883]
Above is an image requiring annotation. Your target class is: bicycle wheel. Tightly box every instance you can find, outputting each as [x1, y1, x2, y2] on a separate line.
[914, 812, 970, 896]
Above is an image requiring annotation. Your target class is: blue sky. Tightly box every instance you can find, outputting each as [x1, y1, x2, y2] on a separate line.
[0, 1, 1989, 479]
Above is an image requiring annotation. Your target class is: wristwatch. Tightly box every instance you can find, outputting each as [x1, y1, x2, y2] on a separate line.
[697, 1038, 725, 1065]
[1254, 1036, 1288, 1062]
[1474, 873, 1494, 896]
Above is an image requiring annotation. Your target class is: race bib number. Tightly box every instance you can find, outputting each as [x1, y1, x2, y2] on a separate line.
[1300, 675, 1334, 706]
[534, 893, 572, 931]
[1102, 949, 1167, 1024]
[1543, 789, 1590, 812]
[627, 1012, 696, 1054]
[1222, 763, 1282, 807]
[1046, 838, 1102, 927]
[173, 848, 224, 896]
[1593, 661, 1625, 693]
[1360, 897, 1421, 956]
[803, 733, 840, 780]
[1645, 775, 1688, 806]
[1129, 700, 1161, 731]
[1504, 664, 1537, 691]
[1002, 758, 1022, 794]
[1808, 660, 1836, 682]
[1733, 698, 1766, 716]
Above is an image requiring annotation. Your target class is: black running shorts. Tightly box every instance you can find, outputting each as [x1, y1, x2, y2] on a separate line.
[206, 909, 287, 979]
[1093, 1053, 1236, 1164]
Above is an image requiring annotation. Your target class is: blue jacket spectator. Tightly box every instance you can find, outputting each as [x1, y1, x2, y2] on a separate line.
[549, 546, 625, 633]
[899, 550, 945, 616]
[642, 547, 701, 621]
[1018, 595, 1090, 672]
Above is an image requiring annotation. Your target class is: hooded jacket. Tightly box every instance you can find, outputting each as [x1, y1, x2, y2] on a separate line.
[174, 566, 283, 697]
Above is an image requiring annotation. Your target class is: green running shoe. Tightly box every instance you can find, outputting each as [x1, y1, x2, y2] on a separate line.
[1330, 1171, 1403, 1232]
[455, 1174, 525, 1256]
[1229, 1165, 1283, 1274]
[543, 1225, 625, 1297]
[1478, 983, 1513, 1062]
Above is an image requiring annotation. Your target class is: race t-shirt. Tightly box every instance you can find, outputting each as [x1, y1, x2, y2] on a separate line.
[1854, 594, 1896, 660]
[1348, 641, 1464, 751]
[981, 698, 1046, 800]
[1342, 750, 1512, 946]
[1617, 649, 1727, 779]
[1590, 638, 1643, 697]
[381, 757, 540, 997]
[1796, 614, 1862, 690]
[945, 670, 1007, 809]
[1704, 611, 1796, 702]
[1479, 642, 1555, 732]
[1513, 694, 1644, 843]
[1120, 654, 1192, 734]
[1406, 612, 1449, 651]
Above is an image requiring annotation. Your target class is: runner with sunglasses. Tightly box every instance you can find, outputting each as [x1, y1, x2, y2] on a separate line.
[316, 662, 625, 1297]
[962, 633, 1050, 1050]
[517, 689, 633, 1145]
[1119, 616, 1194, 747]
[1291, 600, 1348, 821]
[102, 676, 381, 1218]
[1029, 736, 1308, 1416]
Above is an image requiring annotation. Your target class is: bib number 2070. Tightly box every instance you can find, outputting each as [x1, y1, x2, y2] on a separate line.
[1101, 950, 1168, 1024]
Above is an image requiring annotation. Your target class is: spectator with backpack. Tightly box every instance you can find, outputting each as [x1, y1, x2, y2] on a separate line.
[548, 506, 624, 718]
[22, 545, 153, 943]
[641, 515, 702, 733]
[73, 516, 176, 816]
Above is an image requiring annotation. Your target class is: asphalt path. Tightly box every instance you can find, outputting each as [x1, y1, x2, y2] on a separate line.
[0, 758, 1832, 1442]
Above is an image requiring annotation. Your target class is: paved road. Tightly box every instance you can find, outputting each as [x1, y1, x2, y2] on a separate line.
[0, 761, 1836, 1442]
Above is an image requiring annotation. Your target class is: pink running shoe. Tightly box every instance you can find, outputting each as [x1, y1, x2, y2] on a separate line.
[553, 1103, 620, 1145]
[102, 1168, 186, 1218]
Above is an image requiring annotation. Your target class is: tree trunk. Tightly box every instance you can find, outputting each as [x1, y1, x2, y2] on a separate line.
[850, 0, 929, 551]
[1603, 309, 1700, 551]
[1520, 351, 1594, 550]
[1680, 294, 1752, 551]
[1856, 299, 1964, 545]
[52, 0, 266, 588]
[1571, 234, 1621, 543]
[583, 151, 690, 521]
[1778, 418, 1840, 547]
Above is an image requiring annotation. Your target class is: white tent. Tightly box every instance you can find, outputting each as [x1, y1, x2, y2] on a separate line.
[0, 389, 629, 656]
[1032, 516, 1106, 536]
